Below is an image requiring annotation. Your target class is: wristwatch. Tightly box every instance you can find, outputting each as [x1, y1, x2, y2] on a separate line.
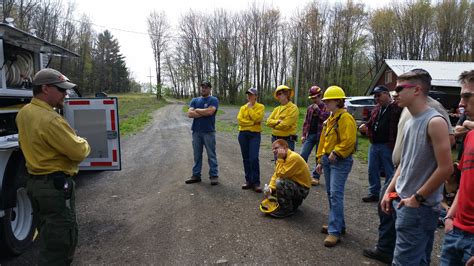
[414, 193, 426, 203]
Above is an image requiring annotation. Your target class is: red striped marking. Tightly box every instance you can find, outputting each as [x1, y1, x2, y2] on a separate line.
[68, 100, 90, 105]
[90, 162, 113, 167]
[110, 110, 116, 130]
[103, 100, 115, 105]
[112, 149, 117, 162]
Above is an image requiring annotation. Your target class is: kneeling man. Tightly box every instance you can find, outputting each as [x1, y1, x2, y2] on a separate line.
[264, 139, 311, 218]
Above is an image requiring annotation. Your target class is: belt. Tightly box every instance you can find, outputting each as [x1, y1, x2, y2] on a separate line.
[29, 172, 70, 180]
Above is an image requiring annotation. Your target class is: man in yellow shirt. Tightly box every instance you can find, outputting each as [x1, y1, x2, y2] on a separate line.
[237, 88, 265, 192]
[264, 139, 311, 218]
[266, 85, 299, 151]
[16, 68, 91, 265]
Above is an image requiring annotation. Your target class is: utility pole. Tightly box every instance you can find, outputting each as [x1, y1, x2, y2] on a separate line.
[147, 67, 153, 93]
[294, 23, 302, 106]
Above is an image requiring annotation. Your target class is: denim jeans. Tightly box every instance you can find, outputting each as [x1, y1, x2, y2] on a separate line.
[440, 227, 474, 266]
[392, 200, 440, 266]
[375, 181, 396, 255]
[299, 133, 321, 179]
[192, 131, 218, 178]
[321, 155, 353, 236]
[368, 143, 395, 196]
[238, 131, 261, 186]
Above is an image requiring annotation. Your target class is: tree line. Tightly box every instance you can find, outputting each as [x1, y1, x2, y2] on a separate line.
[2, 0, 472, 103]
[1, 0, 141, 95]
[148, 0, 473, 104]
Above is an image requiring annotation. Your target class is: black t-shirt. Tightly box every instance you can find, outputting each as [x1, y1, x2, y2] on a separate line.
[372, 105, 391, 143]
[309, 112, 319, 135]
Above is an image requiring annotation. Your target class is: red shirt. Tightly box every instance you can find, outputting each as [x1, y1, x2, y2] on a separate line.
[454, 131, 474, 234]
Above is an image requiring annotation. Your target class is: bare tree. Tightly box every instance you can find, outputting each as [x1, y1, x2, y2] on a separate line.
[147, 11, 170, 99]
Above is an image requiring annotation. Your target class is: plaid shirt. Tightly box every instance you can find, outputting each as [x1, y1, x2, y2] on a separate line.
[302, 102, 330, 138]
[365, 101, 402, 149]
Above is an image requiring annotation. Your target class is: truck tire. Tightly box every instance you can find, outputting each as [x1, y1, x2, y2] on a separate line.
[0, 154, 35, 255]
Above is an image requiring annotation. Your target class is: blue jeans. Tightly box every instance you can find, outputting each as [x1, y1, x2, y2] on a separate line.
[238, 131, 261, 186]
[368, 143, 394, 196]
[375, 181, 396, 255]
[440, 227, 474, 266]
[300, 133, 320, 179]
[392, 200, 440, 266]
[322, 155, 353, 236]
[192, 131, 218, 178]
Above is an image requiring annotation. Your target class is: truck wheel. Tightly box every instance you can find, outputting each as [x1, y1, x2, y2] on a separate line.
[0, 156, 35, 255]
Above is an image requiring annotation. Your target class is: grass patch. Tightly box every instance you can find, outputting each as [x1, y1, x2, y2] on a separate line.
[112, 93, 167, 136]
[354, 133, 370, 163]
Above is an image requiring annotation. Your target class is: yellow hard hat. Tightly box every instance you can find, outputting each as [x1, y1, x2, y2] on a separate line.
[322, 85, 346, 100]
[259, 196, 279, 214]
[273, 85, 294, 100]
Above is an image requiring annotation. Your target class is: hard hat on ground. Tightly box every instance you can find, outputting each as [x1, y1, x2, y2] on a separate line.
[308, 86, 322, 99]
[259, 196, 279, 214]
[322, 85, 346, 100]
[273, 85, 294, 100]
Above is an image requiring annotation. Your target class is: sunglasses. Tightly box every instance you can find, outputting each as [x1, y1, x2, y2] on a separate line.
[395, 84, 418, 93]
[461, 92, 473, 101]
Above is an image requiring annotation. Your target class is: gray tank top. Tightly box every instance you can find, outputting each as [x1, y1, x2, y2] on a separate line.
[396, 107, 447, 206]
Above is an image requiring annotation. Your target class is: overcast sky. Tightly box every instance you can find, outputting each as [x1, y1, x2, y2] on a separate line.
[75, 0, 391, 84]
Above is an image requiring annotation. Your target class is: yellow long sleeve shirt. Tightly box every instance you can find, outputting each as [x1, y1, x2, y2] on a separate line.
[268, 150, 311, 189]
[237, 102, 265, 132]
[16, 98, 91, 176]
[316, 108, 357, 163]
[266, 101, 299, 137]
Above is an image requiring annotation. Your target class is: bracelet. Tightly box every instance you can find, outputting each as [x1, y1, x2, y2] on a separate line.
[443, 216, 454, 222]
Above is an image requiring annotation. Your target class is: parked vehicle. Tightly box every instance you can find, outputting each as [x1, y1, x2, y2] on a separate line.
[0, 23, 121, 255]
[345, 96, 376, 126]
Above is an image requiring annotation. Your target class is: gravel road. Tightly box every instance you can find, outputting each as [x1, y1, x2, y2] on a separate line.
[1, 102, 445, 265]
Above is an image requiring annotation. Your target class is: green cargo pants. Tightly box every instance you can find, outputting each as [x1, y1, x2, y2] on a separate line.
[27, 174, 78, 266]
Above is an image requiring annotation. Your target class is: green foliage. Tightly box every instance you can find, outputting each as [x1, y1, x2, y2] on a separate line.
[114, 93, 167, 136]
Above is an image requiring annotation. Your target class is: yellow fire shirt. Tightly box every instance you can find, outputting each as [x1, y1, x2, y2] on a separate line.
[16, 98, 91, 176]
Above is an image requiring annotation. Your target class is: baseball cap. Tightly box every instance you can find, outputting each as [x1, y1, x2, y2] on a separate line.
[32, 68, 76, 90]
[200, 81, 212, 88]
[371, 85, 389, 95]
[246, 87, 258, 95]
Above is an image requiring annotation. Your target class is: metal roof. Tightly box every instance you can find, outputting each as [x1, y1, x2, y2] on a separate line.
[384, 59, 474, 87]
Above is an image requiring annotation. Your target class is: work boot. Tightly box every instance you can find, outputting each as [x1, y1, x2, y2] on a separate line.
[363, 248, 393, 264]
[210, 176, 219, 186]
[320, 225, 346, 235]
[185, 176, 201, 184]
[324, 235, 340, 247]
[253, 185, 262, 193]
[241, 183, 252, 189]
[362, 195, 379, 203]
[311, 178, 320, 186]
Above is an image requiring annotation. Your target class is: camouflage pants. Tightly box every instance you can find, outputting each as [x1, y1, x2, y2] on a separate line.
[275, 179, 309, 214]
[27, 174, 77, 266]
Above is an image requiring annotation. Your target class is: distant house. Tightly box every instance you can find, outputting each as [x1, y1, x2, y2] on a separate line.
[366, 59, 474, 110]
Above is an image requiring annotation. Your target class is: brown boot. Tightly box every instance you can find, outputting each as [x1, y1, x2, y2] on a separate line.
[320, 225, 346, 235]
[324, 235, 340, 247]
[311, 178, 320, 186]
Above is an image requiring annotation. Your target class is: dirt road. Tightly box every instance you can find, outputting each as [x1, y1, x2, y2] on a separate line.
[2, 102, 445, 265]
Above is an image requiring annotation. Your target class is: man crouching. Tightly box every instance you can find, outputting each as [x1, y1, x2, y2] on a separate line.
[263, 139, 311, 218]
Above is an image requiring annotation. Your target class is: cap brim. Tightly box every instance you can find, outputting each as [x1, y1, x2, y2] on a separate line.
[54, 81, 77, 90]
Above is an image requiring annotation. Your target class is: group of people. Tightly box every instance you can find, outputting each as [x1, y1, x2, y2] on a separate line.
[185, 69, 474, 265]
[185, 81, 357, 247]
